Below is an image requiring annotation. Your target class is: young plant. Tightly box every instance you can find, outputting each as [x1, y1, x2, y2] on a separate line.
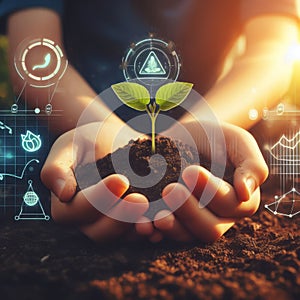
[112, 81, 193, 153]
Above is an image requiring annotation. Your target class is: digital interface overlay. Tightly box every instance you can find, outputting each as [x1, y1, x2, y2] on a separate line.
[263, 103, 300, 218]
[0, 37, 67, 221]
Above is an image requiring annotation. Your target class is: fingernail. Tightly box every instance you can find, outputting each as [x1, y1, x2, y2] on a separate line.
[118, 174, 130, 187]
[246, 177, 256, 195]
[54, 178, 66, 198]
[182, 165, 201, 186]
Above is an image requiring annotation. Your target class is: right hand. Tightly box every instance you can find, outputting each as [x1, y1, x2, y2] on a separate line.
[147, 120, 269, 242]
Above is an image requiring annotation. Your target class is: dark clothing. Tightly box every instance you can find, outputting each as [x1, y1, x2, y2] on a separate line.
[0, 0, 299, 93]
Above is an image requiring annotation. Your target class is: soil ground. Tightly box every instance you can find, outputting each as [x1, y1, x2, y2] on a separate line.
[0, 195, 299, 300]
[1, 136, 300, 300]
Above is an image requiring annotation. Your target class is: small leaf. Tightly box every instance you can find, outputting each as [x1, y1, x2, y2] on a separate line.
[111, 82, 150, 111]
[155, 82, 193, 111]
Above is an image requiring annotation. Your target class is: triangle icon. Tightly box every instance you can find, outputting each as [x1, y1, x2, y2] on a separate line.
[139, 51, 166, 75]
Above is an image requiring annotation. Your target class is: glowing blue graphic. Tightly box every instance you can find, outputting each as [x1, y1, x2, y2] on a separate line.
[23, 180, 39, 206]
[34, 107, 41, 114]
[15, 180, 50, 221]
[10, 104, 18, 114]
[14, 38, 68, 88]
[140, 51, 166, 75]
[265, 188, 300, 218]
[32, 53, 51, 70]
[45, 103, 52, 115]
[21, 130, 42, 152]
[266, 131, 300, 218]
[0, 159, 39, 180]
[0, 121, 12, 135]
[122, 37, 181, 86]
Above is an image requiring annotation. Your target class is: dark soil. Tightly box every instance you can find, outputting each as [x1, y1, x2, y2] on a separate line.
[0, 137, 299, 300]
[0, 203, 299, 300]
[75, 136, 203, 202]
[75, 136, 232, 204]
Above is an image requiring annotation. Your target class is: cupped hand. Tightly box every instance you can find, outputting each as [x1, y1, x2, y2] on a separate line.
[148, 121, 268, 242]
[41, 121, 151, 242]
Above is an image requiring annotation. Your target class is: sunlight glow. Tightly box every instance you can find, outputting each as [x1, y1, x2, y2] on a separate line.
[285, 44, 300, 63]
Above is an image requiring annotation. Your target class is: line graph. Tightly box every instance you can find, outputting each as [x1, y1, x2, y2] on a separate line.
[266, 130, 300, 218]
[0, 159, 39, 180]
[268, 131, 300, 162]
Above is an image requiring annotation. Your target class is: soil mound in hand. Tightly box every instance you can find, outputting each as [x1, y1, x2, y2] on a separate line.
[75, 136, 205, 203]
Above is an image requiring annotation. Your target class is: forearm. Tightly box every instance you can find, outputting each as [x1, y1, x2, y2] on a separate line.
[7, 8, 124, 134]
[9, 60, 122, 134]
[203, 45, 294, 129]
[181, 16, 299, 129]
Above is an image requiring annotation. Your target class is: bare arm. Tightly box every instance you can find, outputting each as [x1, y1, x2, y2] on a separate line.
[7, 8, 124, 134]
[181, 15, 299, 129]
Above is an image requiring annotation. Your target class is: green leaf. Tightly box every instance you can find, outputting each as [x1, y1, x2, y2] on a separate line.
[155, 82, 193, 111]
[111, 82, 150, 111]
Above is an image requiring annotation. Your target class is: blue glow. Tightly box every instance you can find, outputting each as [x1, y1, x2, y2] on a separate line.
[0, 159, 39, 180]
[21, 130, 42, 152]
[15, 180, 50, 221]
[0, 121, 12, 134]
[5, 152, 14, 159]
[32, 53, 51, 71]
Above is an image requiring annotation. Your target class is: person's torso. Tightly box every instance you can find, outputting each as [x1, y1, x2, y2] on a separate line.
[63, 0, 242, 94]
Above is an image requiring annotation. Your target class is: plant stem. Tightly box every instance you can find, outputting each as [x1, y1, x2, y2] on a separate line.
[146, 103, 159, 153]
[151, 115, 156, 153]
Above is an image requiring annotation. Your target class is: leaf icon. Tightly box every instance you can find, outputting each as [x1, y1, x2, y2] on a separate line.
[111, 82, 150, 111]
[155, 82, 193, 111]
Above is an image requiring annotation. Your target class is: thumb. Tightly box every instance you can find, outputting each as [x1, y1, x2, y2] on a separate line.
[41, 133, 78, 202]
[41, 163, 77, 203]
[224, 125, 269, 202]
[233, 158, 268, 202]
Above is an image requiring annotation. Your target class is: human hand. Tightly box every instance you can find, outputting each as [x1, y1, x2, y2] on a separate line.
[41, 121, 150, 242]
[141, 121, 268, 243]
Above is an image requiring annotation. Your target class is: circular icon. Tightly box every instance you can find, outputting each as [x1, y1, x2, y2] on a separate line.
[45, 103, 53, 115]
[122, 37, 181, 86]
[14, 38, 68, 88]
[23, 191, 39, 206]
[34, 107, 41, 114]
[11, 104, 18, 114]
[23, 180, 39, 206]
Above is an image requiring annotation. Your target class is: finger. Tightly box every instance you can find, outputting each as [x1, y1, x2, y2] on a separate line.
[135, 217, 164, 243]
[224, 125, 269, 201]
[107, 193, 149, 222]
[153, 210, 194, 242]
[50, 174, 129, 224]
[79, 193, 149, 242]
[148, 230, 164, 243]
[41, 132, 78, 202]
[233, 158, 266, 202]
[123, 228, 144, 241]
[162, 183, 236, 243]
[182, 165, 261, 218]
[135, 216, 155, 236]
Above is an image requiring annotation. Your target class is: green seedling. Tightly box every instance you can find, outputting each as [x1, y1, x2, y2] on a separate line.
[112, 81, 193, 153]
